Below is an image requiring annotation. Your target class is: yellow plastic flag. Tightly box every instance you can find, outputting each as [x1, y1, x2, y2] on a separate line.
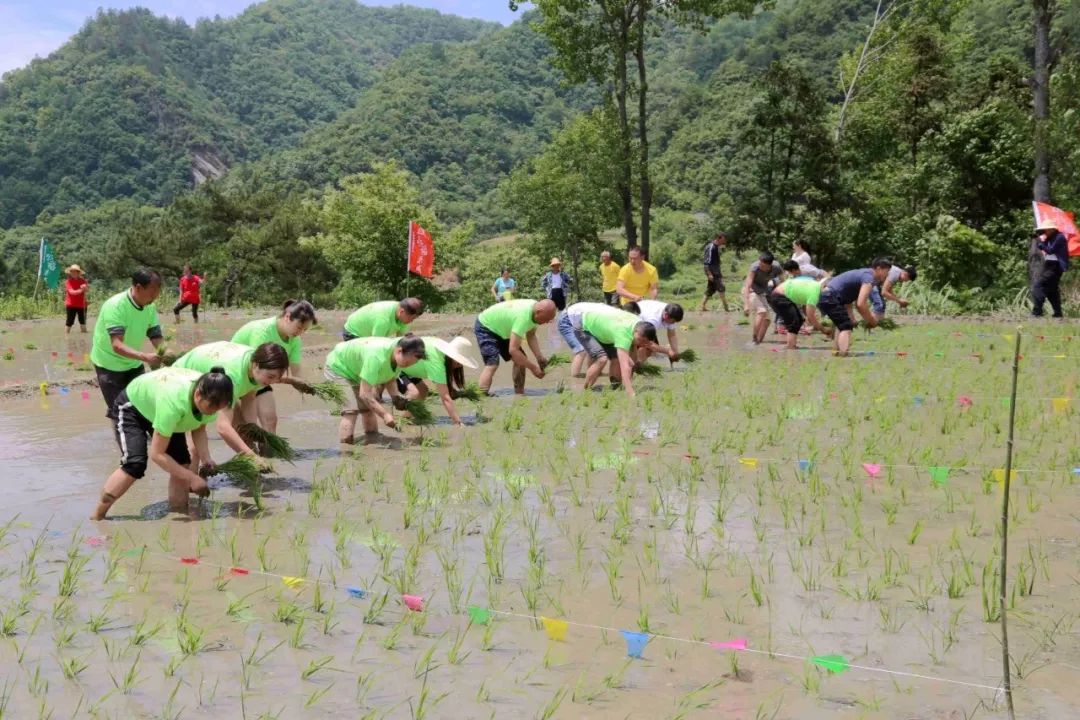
[540, 616, 568, 641]
[738, 457, 758, 469]
[1051, 397, 1071, 414]
[992, 469, 1017, 484]
[282, 576, 304, 590]
[1001, 334, 1013, 342]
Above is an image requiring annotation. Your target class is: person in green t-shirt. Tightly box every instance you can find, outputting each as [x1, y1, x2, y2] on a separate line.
[399, 336, 478, 426]
[174, 341, 291, 461]
[343, 298, 424, 340]
[231, 299, 317, 433]
[90, 268, 167, 411]
[93, 367, 234, 520]
[473, 298, 557, 395]
[767, 261, 833, 350]
[577, 307, 661, 397]
[323, 336, 428, 443]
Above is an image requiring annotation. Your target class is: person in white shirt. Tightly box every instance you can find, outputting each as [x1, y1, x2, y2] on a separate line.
[632, 300, 684, 362]
[791, 240, 812, 267]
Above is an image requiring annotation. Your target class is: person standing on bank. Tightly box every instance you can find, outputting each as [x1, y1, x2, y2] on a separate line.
[616, 246, 660, 306]
[740, 252, 783, 344]
[700, 233, 730, 312]
[90, 268, 166, 411]
[791, 240, 812, 267]
[492, 269, 517, 302]
[542, 258, 573, 311]
[1032, 221, 1069, 318]
[599, 251, 621, 306]
[64, 264, 89, 334]
[174, 265, 203, 324]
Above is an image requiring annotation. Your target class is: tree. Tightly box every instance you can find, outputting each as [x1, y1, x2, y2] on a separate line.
[1031, 0, 1056, 203]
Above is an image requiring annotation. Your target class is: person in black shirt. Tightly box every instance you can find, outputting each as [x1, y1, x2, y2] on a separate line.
[1032, 221, 1070, 318]
[700, 233, 729, 312]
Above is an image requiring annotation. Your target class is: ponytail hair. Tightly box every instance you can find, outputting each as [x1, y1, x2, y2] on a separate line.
[281, 299, 318, 325]
[196, 366, 234, 408]
[445, 355, 465, 392]
[251, 342, 290, 371]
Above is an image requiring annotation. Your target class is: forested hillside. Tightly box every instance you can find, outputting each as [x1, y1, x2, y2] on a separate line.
[0, 0, 495, 226]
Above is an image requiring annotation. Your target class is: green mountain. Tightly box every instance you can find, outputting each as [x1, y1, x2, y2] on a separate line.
[0, 0, 496, 227]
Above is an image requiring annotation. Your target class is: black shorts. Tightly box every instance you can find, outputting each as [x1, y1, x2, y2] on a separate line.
[342, 330, 357, 341]
[575, 328, 617, 361]
[396, 375, 425, 394]
[768, 293, 804, 334]
[96, 364, 145, 413]
[65, 307, 86, 327]
[112, 390, 191, 479]
[704, 269, 725, 295]
[173, 301, 199, 318]
[817, 292, 854, 332]
[474, 319, 511, 366]
[256, 386, 273, 396]
[550, 288, 566, 311]
[603, 291, 618, 306]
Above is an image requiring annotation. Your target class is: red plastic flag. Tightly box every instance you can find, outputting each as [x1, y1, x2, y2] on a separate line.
[1033, 201, 1080, 257]
[407, 221, 435, 278]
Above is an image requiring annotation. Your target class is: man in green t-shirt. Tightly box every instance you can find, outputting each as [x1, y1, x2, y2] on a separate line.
[90, 268, 166, 411]
[767, 261, 833, 350]
[343, 298, 424, 340]
[323, 336, 427, 443]
[473, 298, 557, 395]
[577, 307, 661, 397]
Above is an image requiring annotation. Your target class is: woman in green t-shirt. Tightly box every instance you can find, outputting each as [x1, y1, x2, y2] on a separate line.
[93, 367, 234, 520]
[399, 336, 478, 426]
[231, 299, 318, 433]
[174, 341, 291, 461]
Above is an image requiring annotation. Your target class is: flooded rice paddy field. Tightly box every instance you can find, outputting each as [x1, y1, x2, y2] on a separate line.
[0, 309, 1078, 718]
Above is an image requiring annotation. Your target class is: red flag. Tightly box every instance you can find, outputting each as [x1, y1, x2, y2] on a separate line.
[1033, 201, 1080, 257]
[407, 222, 435, 278]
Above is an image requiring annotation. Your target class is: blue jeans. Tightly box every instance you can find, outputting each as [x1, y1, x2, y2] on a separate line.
[870, 286, 885, 315]
[557, 312, 585, 353]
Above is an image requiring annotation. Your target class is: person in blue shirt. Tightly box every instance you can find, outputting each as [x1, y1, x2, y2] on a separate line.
[817, 259, 891, 355]
[491, 268, 517, 302]
[1032, 221, 1069, 318]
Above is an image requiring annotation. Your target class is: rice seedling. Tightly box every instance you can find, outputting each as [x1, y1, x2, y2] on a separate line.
[455, 382, 484, 401]
[155, 346, 182, 367]
[305, 381, 347, 411]
[543, 353, 570, 368]
[633, 362, 662, 377]
[676, 348, 698, 363]
[236, 423, 296, 461]
[402, 399, 435, 427]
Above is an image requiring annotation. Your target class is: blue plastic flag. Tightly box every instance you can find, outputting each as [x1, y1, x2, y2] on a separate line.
[913, 396, 924, 407]
[620, 630, 650, 659]
[796, 459, 812, 472]
[346, 586, 367, 599]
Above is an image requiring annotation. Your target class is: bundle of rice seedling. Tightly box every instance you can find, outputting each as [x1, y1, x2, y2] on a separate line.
[633, 362, 662, 377]
[544, 353, 570, 368]
[455, 382, 484, 401]
[155, 347, 182, 367]
[206, 454, 261, 485]
[305, 381, 346, 410]
[236, 423, 297, 462]
[677, 348, 698, 364]
[402, 399, 435, 426]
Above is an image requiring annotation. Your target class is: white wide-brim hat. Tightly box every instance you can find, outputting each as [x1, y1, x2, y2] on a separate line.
[1035, 220, 1059, 231]
[432, 336, 478, 370]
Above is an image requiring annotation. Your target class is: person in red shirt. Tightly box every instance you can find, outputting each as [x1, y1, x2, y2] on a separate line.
[64, 264, 89, 334]
[174, 265, 204, 324]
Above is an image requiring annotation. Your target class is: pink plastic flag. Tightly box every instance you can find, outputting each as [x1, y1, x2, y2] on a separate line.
[80, 390, 90, 400]
[403, 594, 424, 612]
[179, 557, 199, 565]
[709, 638, 748, 651]
[957, 395, 973, 407]
[861, 463, 881, 478]
[85, 536, 107, 547]
[229, 567, 250, 576]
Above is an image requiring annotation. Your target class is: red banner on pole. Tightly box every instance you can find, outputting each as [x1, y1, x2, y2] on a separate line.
[1033, 201, 1080, 257]
[407, 221, 435, 278]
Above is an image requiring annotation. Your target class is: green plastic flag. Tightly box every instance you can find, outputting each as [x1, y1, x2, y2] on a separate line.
[38, 238, 60, 290]
[928, 466, 950, 487]
[811, 654, 850, 674]
[467, 606, 491, 626]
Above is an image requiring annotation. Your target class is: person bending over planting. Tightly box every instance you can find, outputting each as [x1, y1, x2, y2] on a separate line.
[740, 252, 783, 344]
[174, 341, 290, 461]
[323, 336, 427, 443]
[559, 302, 619, 378]
[768, 262, 833, 350]
[634, 300, 684, 363]
[93, 367, 233, 520]
[474, 298, 557, 395]
[90, 268, 166, 411]
[343, 298, 424, 341]
[399, 336, 478, 426]
[231, 300, 317, 433]
[816, 259, 891, 356]
[576, 306, 660, 397]
[870, 264, 917, 319]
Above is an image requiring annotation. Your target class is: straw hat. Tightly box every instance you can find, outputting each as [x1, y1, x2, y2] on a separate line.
[66, 264, 83, 275]
[1035, 219, 1059, 231]
[550, 257, 562, 267]
[433, 336, 478, 370]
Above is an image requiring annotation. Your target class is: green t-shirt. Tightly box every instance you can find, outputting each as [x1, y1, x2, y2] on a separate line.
[125, 367, 218, 436]
[174, 341, 260, 403]
[783, 277, 822, 306]
[343, 301, 407, 338]
[325, 337, 398, 385]
[402, 338, 447, 385]
[90, 290, 162, 372]
[477, 299, 537, 340]
[581, 308, 638, 351]
[231, 317, 302, 364]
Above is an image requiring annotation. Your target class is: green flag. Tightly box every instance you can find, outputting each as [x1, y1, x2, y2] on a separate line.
[39, 238, 60, 291]
[467, 606, 491, 625]
[810, 654, 850, 673]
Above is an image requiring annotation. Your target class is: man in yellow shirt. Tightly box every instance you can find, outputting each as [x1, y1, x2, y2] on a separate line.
[615, 246, 659, 306]
[599, 251, 621, 306]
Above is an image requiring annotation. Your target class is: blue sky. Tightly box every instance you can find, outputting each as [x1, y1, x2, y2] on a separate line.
[0, 0, 530, 76]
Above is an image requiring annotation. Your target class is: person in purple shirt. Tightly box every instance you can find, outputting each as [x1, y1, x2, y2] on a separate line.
[1032, 221, 1069, 318]
[817, 259, 891, 355]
